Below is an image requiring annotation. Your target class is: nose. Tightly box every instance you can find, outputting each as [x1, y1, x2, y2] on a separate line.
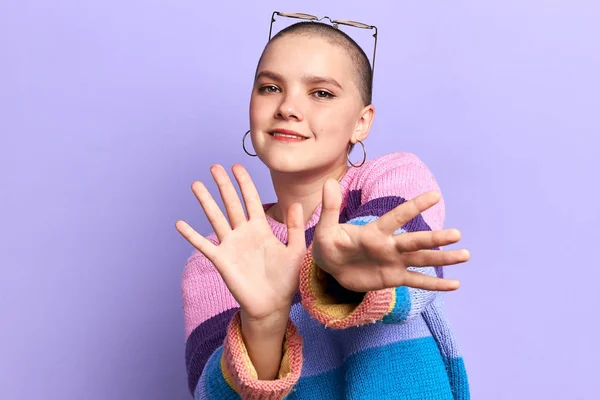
[276, 93, 304, 121]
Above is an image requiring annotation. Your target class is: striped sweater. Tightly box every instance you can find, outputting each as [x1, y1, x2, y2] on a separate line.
[182, 152, 470, 399]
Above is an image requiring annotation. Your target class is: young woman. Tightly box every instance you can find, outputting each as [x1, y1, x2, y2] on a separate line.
[176, 18, 471, 400]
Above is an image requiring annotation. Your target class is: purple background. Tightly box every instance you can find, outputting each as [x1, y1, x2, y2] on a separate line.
[1, 0, 598, 399]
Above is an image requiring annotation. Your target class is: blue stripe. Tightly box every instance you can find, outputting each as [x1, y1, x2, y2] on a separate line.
[198, 346, 240, 399]
[287, 337, 454, 399]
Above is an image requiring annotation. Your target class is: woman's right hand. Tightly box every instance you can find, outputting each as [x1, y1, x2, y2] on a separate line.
[175, 164, 307, 335]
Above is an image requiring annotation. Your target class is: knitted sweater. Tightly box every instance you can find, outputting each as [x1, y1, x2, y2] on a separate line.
[182, 152, 470, 399]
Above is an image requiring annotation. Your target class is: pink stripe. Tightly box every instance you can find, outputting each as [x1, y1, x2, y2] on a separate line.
[359, 152, 445, 230]
[182, 234, 239, 339]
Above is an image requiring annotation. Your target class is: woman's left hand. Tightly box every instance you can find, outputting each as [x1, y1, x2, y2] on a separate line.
[311, 179, 471, 293]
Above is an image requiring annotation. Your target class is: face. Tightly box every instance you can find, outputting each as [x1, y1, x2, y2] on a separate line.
[249, 34, 374, 175]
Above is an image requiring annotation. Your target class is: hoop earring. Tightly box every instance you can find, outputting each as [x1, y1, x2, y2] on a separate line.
[347, 140, 367, 168]
[242, 130, 257, 157]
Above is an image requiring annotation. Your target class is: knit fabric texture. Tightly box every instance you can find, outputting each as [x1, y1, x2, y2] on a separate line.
[182, 152, 470, 399]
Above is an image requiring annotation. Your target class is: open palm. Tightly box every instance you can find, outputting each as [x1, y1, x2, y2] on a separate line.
[312, 179, 470, 293]
[175, 164, 306, 322]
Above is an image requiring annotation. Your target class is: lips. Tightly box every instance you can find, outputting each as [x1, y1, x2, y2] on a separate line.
[269, 129, 308, 140]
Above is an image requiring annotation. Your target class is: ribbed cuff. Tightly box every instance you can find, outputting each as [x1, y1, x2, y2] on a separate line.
[221, 311, 303, 399]
[299, 245, 395, 329]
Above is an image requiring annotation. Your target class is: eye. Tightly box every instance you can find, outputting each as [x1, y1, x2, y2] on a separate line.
[312, 90, 335, 99]
[258, 85, 280, 93]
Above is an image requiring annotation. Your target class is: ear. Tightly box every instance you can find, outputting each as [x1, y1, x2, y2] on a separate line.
[351, 104, 375, 144]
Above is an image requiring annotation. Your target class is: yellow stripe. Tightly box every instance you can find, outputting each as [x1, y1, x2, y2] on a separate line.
[310, 259, 357, 319]
[387, 287, 397, 315]
[234, 321, 259, 380]
[278, 333, 292, 378]
[220, 354, 238, 392]
[219, 315, 259, 393]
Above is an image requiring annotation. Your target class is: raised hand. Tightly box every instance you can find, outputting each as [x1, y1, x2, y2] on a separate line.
[311, 179, 470, 293]
[175, 164, 307, 324]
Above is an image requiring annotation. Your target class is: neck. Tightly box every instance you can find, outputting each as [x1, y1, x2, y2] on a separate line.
[268, 163, 349, 226]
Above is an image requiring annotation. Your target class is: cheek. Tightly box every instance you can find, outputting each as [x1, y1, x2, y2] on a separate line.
[311, 105, 357, 140]
[249, 95, 269, 123]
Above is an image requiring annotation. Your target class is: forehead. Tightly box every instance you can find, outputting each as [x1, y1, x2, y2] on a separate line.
[258, 35, 355, 81]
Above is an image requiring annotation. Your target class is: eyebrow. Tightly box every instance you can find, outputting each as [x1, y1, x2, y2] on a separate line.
[255, 70, 343, 90]
[304, 75, 343, 90]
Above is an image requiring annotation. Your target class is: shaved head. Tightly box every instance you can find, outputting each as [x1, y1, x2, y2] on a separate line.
[257, 22, 373, 106]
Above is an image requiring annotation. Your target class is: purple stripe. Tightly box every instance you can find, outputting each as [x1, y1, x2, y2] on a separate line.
[280, 226, 316, 247]
[185, 307, 238, 394]
[347, 192, 433, 232]
[305, 226, 316, 247]
[342, 190, 409, 222]
[185, 296, 303, 394]
[339, 189, 362, 223]
[290, 303, 433, 377]
[342, 191, 443, 278]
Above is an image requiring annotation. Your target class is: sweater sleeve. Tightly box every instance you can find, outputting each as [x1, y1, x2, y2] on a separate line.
[182, 242, 303, 399]
[299, 152, 447, 329]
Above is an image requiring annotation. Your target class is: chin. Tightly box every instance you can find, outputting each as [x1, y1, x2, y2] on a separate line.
[258, 152, 311, 174]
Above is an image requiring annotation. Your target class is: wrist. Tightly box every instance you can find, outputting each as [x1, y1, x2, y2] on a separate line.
[240, 307, 290, 340]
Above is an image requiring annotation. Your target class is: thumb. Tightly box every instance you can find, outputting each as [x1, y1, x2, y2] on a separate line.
[286, 203, 306, 251]
[317, 178, 342, 231]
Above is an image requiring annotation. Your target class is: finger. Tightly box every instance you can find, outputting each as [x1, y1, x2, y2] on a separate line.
[210, 165, 247, 228]
[401, 270, 460, 291]
[175, 220, 218, 262]
[231, 164, 266, 221]
[191, 180, 231, 241]
[394, 229, 462, 252]
[286, 203, 306, 252]
[403, 248, 471, 267]
[316, 179, 342, 231]
[375, 191, 441, 235]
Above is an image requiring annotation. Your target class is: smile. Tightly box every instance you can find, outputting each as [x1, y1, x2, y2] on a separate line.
[272, 133, 305, 139]
[269, 129, 308, 141]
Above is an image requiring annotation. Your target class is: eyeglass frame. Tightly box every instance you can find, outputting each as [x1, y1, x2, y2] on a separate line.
[268, 11, 378, 85]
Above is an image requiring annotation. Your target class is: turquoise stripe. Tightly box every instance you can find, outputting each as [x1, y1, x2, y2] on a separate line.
[382, 286, 411, 324]
[443, 356, 470, 400]
[346, 216, 408, 236]
[346, 215, 377, 226]
[286, 337, 454, 400]
[199, 346, 240, 399]
[284, 367, 346, 400]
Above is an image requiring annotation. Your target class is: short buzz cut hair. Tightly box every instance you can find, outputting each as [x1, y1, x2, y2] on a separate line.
[257, 22, 373, 106]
